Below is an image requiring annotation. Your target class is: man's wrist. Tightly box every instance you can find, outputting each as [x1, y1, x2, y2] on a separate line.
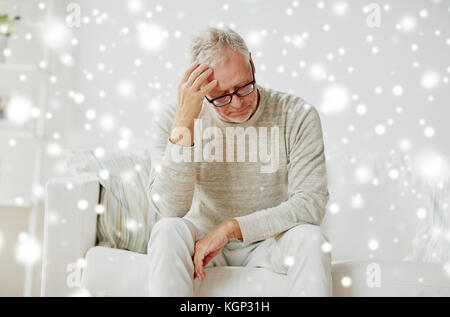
[224, 219, 243, 241]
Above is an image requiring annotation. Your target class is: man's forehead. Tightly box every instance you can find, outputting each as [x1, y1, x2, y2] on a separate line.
[212, 63, 251, 93]
[214, 79, 249, 94]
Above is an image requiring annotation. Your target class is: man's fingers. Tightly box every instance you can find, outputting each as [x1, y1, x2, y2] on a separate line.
[200, 79, 218, 95]
[186, 64, 209, 86]
[195, 247, 223, 280]
[197, 257, 206, 280]
[182, 63, 200, 83]
[194, 251, 204, 280]
[203, 254, 214, 268]
[192, 68, 213, 90]
[202, 248, 221, 271]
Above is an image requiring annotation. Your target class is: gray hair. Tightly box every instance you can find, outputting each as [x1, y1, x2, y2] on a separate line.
[188, 27, 249, 68]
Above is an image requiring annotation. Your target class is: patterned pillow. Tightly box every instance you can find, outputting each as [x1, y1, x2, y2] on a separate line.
[61, 149, 159, 254]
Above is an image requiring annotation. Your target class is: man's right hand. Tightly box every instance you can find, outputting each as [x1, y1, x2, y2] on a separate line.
[170, 63, 218, 147]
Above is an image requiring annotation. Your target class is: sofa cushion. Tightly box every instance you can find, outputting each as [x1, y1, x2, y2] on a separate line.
[332, 260, 450, 296]
[80, 246, 288, 297]
[61, 149, 158, 254]
[80, 246, 450, 297]
[81, 246, 150, 296]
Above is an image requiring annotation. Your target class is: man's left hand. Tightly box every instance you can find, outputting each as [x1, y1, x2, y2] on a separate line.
[193, 219, 241, 280]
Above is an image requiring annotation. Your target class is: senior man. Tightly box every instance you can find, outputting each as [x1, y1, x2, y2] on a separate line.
[147, 27, 331, 296]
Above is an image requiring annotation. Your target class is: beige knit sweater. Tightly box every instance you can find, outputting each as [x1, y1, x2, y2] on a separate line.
[148, 84, 329, 247]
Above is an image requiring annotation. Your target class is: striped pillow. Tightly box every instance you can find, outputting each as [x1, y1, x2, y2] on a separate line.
[61, 149, 159, 253]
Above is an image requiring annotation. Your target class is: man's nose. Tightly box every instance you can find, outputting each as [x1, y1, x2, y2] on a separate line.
[229, 94, 244, 109]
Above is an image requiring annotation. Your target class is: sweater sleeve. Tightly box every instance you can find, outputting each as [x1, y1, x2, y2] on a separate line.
[233, 105, 329, 246]
[147, 104, 197, 218]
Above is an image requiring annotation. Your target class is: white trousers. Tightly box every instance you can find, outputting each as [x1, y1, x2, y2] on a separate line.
[147, 217, 332, 297]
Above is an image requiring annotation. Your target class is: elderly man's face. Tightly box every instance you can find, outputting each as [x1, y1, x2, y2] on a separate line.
[203, 47, 259, 123]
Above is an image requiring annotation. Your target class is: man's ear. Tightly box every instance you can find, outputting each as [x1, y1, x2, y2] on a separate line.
[249, 52, 255, 75]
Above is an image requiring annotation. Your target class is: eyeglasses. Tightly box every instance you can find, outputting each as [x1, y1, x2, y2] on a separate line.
[205, 61, 256, 107]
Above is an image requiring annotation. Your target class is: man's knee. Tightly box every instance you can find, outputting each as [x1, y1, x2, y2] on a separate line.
[147, 217, 194, 253]
[151, 217, 190, 235]
[284, 224, 330, 253]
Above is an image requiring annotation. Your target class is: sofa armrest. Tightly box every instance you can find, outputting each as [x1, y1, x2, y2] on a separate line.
[41, 175, 100, 297]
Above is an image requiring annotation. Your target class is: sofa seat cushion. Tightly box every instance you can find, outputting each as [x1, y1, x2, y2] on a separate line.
[81, 246, 289, 296]
[332, 260, 450, 296]
[81, 247, 450, 297]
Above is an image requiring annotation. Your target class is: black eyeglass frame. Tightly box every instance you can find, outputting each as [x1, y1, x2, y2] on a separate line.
[204, 61, 256, 107]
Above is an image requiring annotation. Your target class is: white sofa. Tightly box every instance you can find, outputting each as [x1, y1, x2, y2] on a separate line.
[41, 174, 450, 297]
